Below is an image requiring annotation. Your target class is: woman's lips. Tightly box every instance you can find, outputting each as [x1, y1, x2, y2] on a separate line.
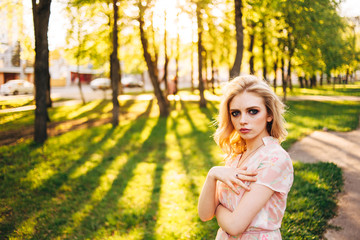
[240, 128, 250, 133]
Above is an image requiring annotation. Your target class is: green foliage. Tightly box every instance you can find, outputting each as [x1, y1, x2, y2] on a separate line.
[59, 0, 358, 81]
[0, 97, 352, 239]
[64, 2, 112, 73]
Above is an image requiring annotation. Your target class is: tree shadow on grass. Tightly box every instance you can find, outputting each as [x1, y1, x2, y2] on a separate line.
[48, 99, 106, 121]
[170, 108, 219, 239]
[71, 116, 168, 239]
[33, 100, 154, 239]
[0, 110, 35, 132]
[1, 101, 154, 239]
[0, 125, 116, 238]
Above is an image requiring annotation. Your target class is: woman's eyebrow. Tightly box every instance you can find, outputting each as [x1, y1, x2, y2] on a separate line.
[229, 106, 260, 111]
[246, 106, 260, 109]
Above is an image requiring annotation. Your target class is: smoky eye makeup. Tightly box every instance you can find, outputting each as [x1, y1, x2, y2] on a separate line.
[230, 110, 240, 117]
[248, 109, 259, 115]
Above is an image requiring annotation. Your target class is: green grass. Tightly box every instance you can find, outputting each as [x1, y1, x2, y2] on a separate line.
[283, 100, 360, 150]
[0, 97, 357, 239]
[0, 97, 72, 110]
[0, 97, 34, 109]
[282, 162, 343, 239]
[275, 82, 360, 97]
[0, 99, 153, 132]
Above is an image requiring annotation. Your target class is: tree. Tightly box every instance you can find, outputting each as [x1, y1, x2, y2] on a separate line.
[66, 4, 87, 104]
[196, 1, 207, 108]
[248, 20, 256, 75]
[11, 41, 21, 67]
[229, 0, 244, 79]
[32, 0, 51, 143]
[138, 0, 169, 117]
[110, 0, 120, 127]
[174, 7, 180, 95]
[162, 9, 169, 95]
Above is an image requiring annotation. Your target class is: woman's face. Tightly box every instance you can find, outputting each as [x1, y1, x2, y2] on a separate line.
[229, 91, 273, 144]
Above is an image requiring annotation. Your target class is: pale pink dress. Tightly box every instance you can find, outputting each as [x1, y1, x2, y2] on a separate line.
[216, 136, 294, 240]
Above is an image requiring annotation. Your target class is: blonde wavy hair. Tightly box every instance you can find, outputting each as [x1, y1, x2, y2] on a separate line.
[213, 75, 287, 157]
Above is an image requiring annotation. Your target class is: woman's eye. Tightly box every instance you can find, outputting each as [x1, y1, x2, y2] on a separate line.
[249, 109, 259, 115]
[231, 111, 240, 117]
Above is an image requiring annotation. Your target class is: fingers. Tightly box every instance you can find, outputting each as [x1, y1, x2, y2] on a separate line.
[237, 180, 251, 191]
[234, 171, 257, 191]
[227, 181, 240, 194]
[238, 170, 258, 176]
[236, 174, 257, 182]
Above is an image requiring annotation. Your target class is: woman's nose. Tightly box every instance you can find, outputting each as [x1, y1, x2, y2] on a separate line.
[239, 113, 247, 124]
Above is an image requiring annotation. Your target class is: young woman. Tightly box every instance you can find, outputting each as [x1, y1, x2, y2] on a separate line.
[198, 75, 293, 239]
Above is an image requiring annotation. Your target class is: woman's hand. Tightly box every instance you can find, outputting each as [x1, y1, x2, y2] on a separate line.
[209, 166, 257, 194]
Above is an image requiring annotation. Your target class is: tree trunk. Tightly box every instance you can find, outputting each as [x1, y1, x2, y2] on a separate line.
[76, 50, 85, 105]
[287, 58, 292, 91]
[273, 56, 278, 93]
[110, 0, 120, 127]
[32, 0, 51, 143]
[281, 56, 287, 102]
[249, 30, 255, 75]
[304, 76, 309, 88]
[326, 70, 331, 84]
[310, 74, 316, 88]
[287, 32, 294, 91]
[229, 0, 244, 79]
[262, 30, 267, 82]
[175, 10, 180, 94]
[191, 41, 194, 92]
[211, 56, 215, 94]
[299, 76, 304, 88]
[204, 48, 208, 90]
[196, 3, 206, 108]
[320, 72, 323, 86]
[190, 19, 195, 92]
[46, 76, 52, 109]
[77, 71, 86, 105]
[138, 2, 169, 116]
[162, 10, 169, 95]
[150, 12, 159, 80]
[76, 7, 86, 105]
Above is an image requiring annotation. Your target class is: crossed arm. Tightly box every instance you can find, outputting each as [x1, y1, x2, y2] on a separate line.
[215, 184, 274, 236]
[198, 166, 274, 236]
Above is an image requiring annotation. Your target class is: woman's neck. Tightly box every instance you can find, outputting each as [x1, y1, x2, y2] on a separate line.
[245, 135, 268, 152]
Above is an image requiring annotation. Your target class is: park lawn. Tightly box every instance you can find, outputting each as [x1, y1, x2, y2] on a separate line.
[0, 99, 154, 133]
[1, 98, 358, 239]
[0, 96, 34, 109]
[276, 82, 360, 97]
[0, 97, 71, 110]
[283, 100, 360, 149]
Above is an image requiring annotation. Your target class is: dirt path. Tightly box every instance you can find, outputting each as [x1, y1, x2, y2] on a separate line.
[288, 128, 360, 240]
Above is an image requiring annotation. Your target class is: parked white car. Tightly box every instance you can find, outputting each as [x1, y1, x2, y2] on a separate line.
[122, 77, 144, 88]
[0, 79, 34, 95]
[90, 78, 111, 90]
